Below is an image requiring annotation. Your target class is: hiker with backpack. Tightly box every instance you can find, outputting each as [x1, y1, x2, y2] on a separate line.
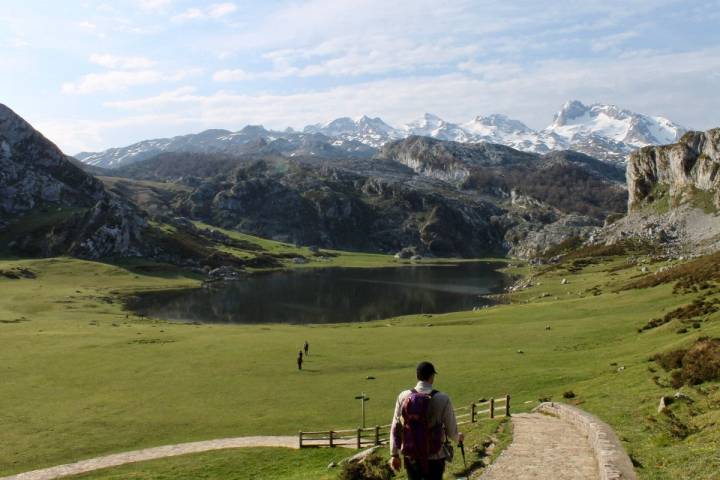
[389, 361, 463, 480]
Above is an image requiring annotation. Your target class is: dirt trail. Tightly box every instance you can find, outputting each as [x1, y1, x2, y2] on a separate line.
[477, 413, 599, 480]
[1, 436, 299, 480]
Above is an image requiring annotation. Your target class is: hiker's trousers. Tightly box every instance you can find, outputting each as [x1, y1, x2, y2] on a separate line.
[404, 458, 445, 480]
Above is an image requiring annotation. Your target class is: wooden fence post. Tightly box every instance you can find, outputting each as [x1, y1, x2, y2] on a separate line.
[375, 425, 380, 445]
[357, 428, 362, 449]
[490, 398, 495, 419]
[329, 430, 334, 448]
[505, 394, 511, 417]
[298, 431, 303, 448]
[471, 403, 476, 423]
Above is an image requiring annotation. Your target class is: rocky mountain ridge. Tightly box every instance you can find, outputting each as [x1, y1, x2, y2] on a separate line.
[76, 100, 685, 169]
[1, 102, 631, 260]
[76, 127, 375, 169]
[112, 134, 627, 258]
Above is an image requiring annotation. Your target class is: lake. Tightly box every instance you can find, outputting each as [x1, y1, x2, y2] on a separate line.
[126, 262, 507, 324]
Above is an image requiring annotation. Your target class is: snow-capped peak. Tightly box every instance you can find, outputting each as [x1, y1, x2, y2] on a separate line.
[402, 113, 472, 142]
[403, 113, 445, 131]
[303, 115, 403, 147]
[544, 100, 686, 150]
[463, 114, 533, 135]
[551, 100, 590, 127]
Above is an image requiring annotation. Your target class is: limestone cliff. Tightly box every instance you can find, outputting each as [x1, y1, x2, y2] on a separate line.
[628, 129, 720, 211]
[595, 128, 720, 255]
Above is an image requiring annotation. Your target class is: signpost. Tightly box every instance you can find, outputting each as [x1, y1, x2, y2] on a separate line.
[354, 392, 370, 428]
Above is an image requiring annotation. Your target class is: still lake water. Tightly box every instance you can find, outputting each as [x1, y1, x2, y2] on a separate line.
[127, 262, 506, 325]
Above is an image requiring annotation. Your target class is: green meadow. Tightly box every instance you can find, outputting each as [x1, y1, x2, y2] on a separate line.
[1, 241, 718, 479]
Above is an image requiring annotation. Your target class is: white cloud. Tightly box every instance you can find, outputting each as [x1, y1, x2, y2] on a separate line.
[208, 3, 237, 18]
[103, 86, 199, 110]
[10, 37, 30, 48]
[591, 31, 640, 52]
[89, 54, 156, 70]
[457, 60, 524, 81]
[61, 68, 198, 95]
[76, 21, 98, 32]
[62, 71, 164, 95]
[36, 113, 193, 154]
[172, 3, 236, 22]
[213, 37, 478, 81]
[138, 0, 172, 11]
[212, 69, 254, 82]
[171, 8, 203, 22]
[100, 47, 720, 138]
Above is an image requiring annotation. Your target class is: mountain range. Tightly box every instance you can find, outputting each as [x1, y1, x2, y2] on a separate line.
[0, 101, 640, 260]
[76, 100, 686, 169]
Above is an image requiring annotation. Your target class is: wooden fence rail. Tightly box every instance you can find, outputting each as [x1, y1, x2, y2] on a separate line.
[299, 394, 510, 448]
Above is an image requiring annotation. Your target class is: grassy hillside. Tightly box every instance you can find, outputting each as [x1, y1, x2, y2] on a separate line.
[1, 247, 718, 479]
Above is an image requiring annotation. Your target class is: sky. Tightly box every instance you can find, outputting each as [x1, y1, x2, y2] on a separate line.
[2, 0, 720, 154]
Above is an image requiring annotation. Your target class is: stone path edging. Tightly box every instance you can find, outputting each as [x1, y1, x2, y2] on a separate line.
[477, 413, 600, 479]
[0, 436, 299, 480]
[534, 402, 637, 480]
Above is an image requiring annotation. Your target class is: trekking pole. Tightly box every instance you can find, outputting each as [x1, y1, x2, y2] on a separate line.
[459, 441, 466, 469]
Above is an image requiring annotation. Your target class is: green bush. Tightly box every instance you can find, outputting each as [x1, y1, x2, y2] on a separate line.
[338, 453, 394, 480]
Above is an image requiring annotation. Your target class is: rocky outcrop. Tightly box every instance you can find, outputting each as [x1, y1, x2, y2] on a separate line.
[628, 129, 720, 211]
[0, 104, 105, 216]
[376, 136, 536, 183]
[175, 160, 506, 257]
[508, 213, 601, 258]
[0, 104, 150, 259]
[591, 129, 720, 255]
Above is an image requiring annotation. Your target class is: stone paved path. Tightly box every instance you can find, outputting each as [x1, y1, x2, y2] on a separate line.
[0, 436, 298, 480]
[478, 413, 599, 480]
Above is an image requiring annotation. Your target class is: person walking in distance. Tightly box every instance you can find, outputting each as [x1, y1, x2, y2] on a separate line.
[297, 350, 303, 371]
[304, 340, 309, 357]
[389, 361, 463, 480]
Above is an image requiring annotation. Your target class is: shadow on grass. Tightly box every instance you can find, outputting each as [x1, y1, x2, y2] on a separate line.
[103, 258, 204, 281]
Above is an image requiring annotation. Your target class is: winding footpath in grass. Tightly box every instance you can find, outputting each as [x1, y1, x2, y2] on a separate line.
[477, 413, 599, 480]
[0, 437, 300, 480]
[5, 414, 606, 480]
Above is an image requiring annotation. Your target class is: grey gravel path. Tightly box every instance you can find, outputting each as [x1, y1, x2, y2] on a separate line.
[478, 413, 600, 480]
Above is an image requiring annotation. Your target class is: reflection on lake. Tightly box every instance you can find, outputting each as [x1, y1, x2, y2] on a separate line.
[126, 263, 506, 324]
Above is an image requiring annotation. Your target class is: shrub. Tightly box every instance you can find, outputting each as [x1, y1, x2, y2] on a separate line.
[654, 337, 720, 387]
[654, 349, 687, 371]
[639, 298, 719, 332]
[680, 337, 720, 385]
[338, 453, 393, 480]
[562, 391, 576, 399]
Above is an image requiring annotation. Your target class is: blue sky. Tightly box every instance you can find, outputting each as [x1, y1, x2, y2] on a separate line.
[2, 0, 720, 154]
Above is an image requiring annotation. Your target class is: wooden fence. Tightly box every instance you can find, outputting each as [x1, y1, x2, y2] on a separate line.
[298, 394, 510, 448]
